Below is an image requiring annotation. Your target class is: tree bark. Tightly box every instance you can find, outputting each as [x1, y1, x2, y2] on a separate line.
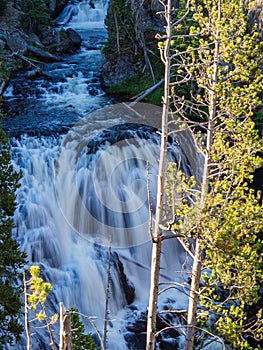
[146, 1, 172, 349]
[59, 303, 72, 350]
[24, 272, 31, 350]
[184, 240, 202, 350]
[103, 238, 112, 350]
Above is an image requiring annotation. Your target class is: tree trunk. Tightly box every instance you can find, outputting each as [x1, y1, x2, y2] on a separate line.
[184, 240, 202, 350]
[146, 238, 162, 350]
[184, 2, 221, 349]
[59, 303, 72, 350]
[146, 1, 172, 349]
[103, 239, 112, 350]
[24, 272, 31, 350]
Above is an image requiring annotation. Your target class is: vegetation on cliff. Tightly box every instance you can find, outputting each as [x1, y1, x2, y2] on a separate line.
[0, 126, 26, 346]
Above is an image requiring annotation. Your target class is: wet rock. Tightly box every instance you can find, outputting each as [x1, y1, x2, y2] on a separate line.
[66, 28, 82, 51]
[125, 332, 146, 350]
[125, 310, 180, 350]
[0, 38, 6, 51]
[111, 252, 135, 305]
[47, 28, 82, 54]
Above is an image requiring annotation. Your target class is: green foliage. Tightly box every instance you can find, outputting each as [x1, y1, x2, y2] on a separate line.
[254, 111, 263, 131]
[0, 125, 26, 346]
[0, 61, 10, 80]
[70, 307, 99, 350]
[103, 0, 136, 57]
[165, 0, 263, 348]
[0, 0, 7, 14]
[106, 68, 163, 105]
[20, 0, 51, 34]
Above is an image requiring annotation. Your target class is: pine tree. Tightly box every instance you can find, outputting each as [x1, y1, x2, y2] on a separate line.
[20, 0, 52, 35]
[0, 126, 26, 346]
[146, 0, 263, 349]
[70, 307, 99, 350]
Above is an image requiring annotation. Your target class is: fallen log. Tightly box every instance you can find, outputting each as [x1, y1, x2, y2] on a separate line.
[130, 78, 164, 105]
[0, 79, 9, 96]
[26, 44, 63, 62]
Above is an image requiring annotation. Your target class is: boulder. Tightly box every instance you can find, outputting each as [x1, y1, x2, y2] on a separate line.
[6, 31, 28, 53]
[0, 38, 6, 51]
[37, 26, 81, 55]
[101, 55, 137, 88]
[125, 310, 180, 350]
[66, 28, 82, 51]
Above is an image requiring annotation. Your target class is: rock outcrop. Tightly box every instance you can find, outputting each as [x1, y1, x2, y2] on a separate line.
[101, 0, 165, 88]
[0, 1, 81, 95]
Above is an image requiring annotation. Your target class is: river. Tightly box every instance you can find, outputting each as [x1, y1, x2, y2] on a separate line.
[1, 1, 194, 349]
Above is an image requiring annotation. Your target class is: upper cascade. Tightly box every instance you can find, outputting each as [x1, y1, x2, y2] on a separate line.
[54, 0, 109, 28]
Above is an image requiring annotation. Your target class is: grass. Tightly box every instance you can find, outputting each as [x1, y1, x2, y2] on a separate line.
[106, 57, 164, 106]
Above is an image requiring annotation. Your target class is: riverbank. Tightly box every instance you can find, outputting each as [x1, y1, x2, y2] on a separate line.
[0, 0, 81, 97]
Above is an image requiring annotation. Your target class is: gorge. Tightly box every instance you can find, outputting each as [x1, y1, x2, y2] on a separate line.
[1, 1, 197, 349]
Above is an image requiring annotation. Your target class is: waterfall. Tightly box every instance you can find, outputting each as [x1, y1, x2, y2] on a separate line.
[1, 0, 204, 347]
[9, 103, 197, 349]
[54, 0, 108, 29]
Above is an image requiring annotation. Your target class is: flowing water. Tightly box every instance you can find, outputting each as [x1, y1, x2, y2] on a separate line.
[1, 1, 205, 349]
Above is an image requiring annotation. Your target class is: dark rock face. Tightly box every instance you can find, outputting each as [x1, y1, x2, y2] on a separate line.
[52, 0, 68, 19]
[101, 0, 163, 88]
[66, 28, 82, 51]
[124, 310, 180, 350]
[39, 27, 81, 55]
[111, 252, 135, 305]
[101, 55, 136, 88]
[5, 30, 28, 53]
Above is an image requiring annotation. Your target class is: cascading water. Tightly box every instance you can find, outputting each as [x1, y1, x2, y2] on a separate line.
[54, 0, 108, 29]
[1, 1, 203, 349]
[9, 104, 194, 349]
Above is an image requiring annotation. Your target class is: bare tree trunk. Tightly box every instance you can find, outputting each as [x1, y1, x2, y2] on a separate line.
[184, 240, 202, 350]
[59, 303, 72, 350]
[24, 272, 31, 350]
[103, 238, 112, 350]
[184, 2, 221, 349]
[146, 1, 172, 349]
[113, 9, 120, 56]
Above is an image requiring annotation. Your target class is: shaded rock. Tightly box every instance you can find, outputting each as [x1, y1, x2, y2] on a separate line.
[111, 252, 135, 305]
[52, 0, 69, 19]
[27, 44, 62, 62]
[101, 55, 137, 88]
[0, 38, 6, 51]
[66, 28, 82, 51]
[28, 33, 44, 48]
[46, 28, 82, 54]
[49, 0, 57, 14]
[6, 31, 28, 53]
[125, 310, 180, 350]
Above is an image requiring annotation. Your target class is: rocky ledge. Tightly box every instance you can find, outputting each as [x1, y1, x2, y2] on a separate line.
[0, 2, 81, 95]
